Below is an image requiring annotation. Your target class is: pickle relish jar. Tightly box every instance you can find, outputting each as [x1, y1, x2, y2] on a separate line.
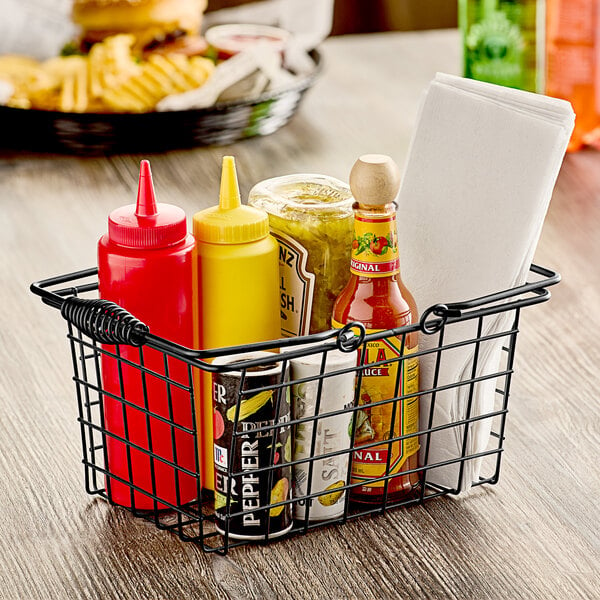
[248, 174, 354, 336]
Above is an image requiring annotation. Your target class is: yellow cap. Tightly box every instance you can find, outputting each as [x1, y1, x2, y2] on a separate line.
[193, 156, 270, 244]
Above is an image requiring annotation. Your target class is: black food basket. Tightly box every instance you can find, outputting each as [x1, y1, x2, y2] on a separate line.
[30, 264, 559, 554]
[0, 50, 321, 155]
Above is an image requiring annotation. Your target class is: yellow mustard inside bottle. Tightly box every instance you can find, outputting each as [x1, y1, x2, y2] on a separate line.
[193, 156, 280, 491]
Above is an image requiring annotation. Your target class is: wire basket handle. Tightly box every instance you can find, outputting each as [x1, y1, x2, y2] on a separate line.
[417, 264, 561, 334]
[30, 268, 149, 346]
[61, 297, 149, 346]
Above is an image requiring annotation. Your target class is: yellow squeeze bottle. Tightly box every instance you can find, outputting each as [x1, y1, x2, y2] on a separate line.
[193, 156, 280, 490]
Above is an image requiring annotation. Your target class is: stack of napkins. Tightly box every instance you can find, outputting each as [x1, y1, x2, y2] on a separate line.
[396, 73, 574, 492]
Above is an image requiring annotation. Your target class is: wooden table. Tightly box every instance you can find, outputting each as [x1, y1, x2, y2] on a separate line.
[1, 29, 598, 600]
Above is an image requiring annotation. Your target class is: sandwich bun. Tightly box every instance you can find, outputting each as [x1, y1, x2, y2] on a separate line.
[72, 0, 208, 51]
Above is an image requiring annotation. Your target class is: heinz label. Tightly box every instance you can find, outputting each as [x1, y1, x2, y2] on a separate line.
[350, 214, 400, 278]
[273, 232, 315, 337]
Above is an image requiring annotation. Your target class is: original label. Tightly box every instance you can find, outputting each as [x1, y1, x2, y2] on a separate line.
[350, 215, 400, 278]
[273, 231, 315, 337]
[332, 322, 419, 488]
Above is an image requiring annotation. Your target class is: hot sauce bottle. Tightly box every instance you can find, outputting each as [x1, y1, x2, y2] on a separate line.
[332, 154, 420, 504]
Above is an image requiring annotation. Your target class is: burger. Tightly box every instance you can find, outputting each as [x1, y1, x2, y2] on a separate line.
[70, 0, 209, 56]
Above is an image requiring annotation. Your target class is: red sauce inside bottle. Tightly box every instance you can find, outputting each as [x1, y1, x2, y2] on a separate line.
[333, 201, 420, 504]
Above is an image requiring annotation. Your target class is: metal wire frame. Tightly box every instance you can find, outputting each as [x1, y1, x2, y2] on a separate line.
[31, 264, 559, 554]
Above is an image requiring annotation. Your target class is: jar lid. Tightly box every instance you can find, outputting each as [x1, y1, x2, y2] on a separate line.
[248, 173, 353, 217]
[108, 160, 187, 249]
[193, 156, 270, 244]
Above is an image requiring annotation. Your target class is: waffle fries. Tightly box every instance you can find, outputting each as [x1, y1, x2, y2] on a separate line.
[0, 34, 214, 113]
[103, 53, 213, 112]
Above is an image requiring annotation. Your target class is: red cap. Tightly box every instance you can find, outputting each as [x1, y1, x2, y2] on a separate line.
[108, 160, 187, 249]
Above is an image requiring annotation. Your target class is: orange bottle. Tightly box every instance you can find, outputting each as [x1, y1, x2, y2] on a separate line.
[546, 0, 600, 151]
[332, 155, 420, 505]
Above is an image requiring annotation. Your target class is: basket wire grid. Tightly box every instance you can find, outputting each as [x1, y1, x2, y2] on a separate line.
[30, 264, 560, 554]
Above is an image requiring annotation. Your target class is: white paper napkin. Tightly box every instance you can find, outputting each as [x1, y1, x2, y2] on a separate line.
[396, 73, 574, 492]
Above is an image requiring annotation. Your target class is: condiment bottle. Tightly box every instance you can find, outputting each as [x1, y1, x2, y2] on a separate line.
[248, 174, 354, 337]
[459, 0, 543, 93]
[332, 154, 420, 504]
[98, 159, 197, 510]
[545, 0, 600, 151]
[193, 156, 280, 491]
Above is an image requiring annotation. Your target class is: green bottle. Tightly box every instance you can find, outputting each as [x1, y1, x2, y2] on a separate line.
[459, 0, 544, 93]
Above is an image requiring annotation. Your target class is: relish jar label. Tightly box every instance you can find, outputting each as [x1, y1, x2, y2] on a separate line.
[350, 215, 400, 277]
[273, 232, 315, 337]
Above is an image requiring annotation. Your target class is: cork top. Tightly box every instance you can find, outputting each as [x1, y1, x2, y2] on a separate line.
[349, 154, 401, 206]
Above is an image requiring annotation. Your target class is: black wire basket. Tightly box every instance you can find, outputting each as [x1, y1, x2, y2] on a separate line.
[30, 264, 559, 554]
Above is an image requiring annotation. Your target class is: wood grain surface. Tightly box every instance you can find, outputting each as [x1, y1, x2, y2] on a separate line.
[0, 30, 599, 600]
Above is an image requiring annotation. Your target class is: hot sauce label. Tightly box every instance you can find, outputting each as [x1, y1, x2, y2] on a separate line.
[350, 214, 399, 277]
[332, 322, 419, 488]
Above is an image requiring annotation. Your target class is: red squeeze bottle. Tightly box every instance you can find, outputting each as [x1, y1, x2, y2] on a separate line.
[98, 160, 197, 510]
